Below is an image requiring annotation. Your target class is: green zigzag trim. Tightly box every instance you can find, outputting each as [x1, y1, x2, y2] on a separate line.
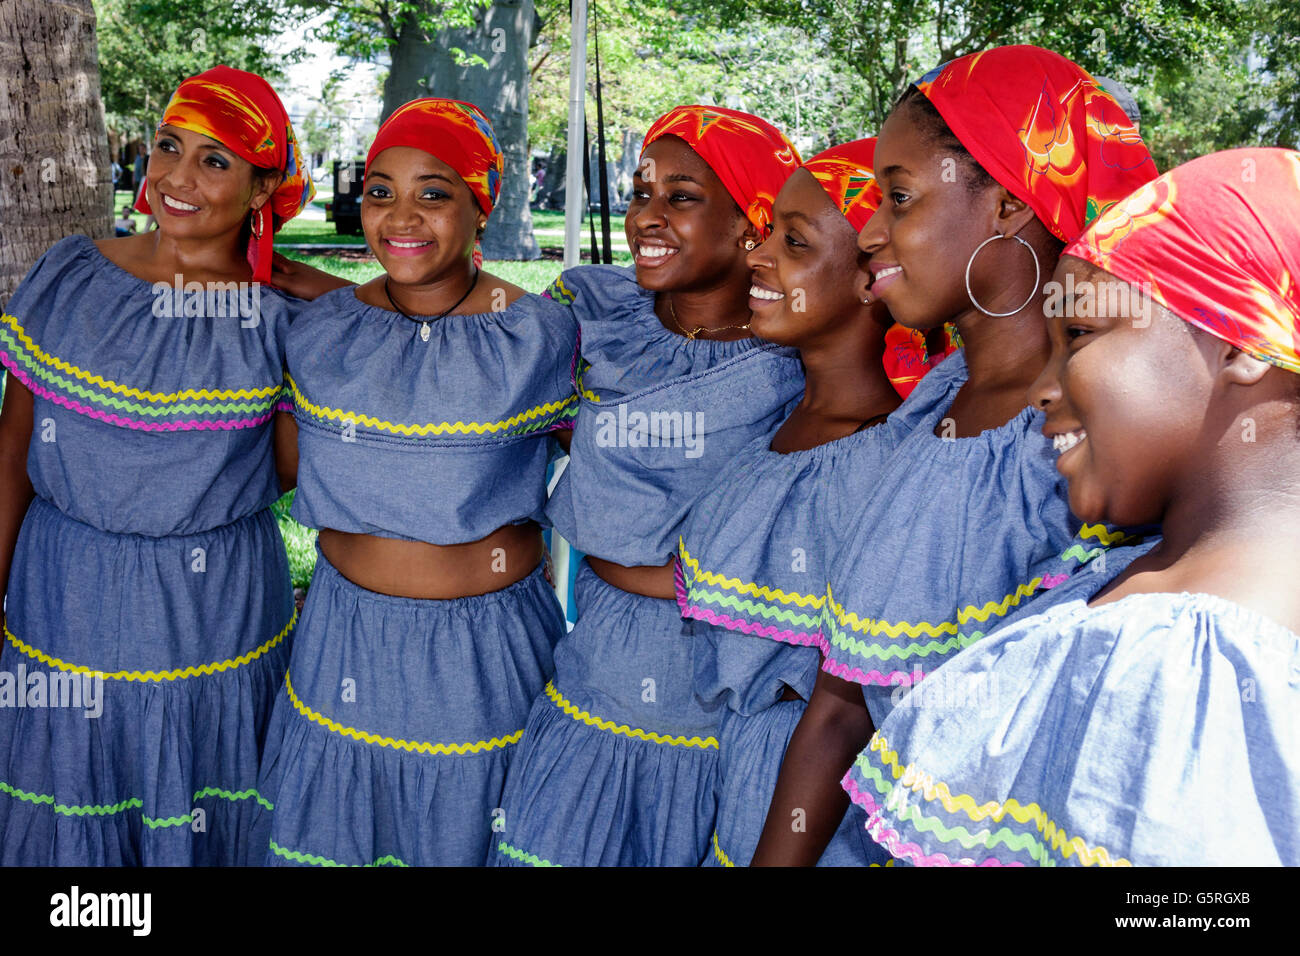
[192, 786, 274, 812]
[0, 333, 278, 417]
[1061, 544, 1108, 564]
[269, 839, 409, 867]
[853, 754, 1056, 866]
[143, 813, 192, 829]
[496, 840, 561, 867]
[688, 588, 822, 628]
[826, 627, 987, 661]
[0, 780, 143, 816]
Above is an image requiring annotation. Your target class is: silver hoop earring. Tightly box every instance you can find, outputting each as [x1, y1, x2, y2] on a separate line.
[964, 233, 1040, 317]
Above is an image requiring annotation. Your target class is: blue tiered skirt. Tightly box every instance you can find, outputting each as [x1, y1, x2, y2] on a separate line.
[256, 550, 564, 866]
[492, 560, 719, 867]
[0, 496, 294, 866]
[708, 701, 890, 867]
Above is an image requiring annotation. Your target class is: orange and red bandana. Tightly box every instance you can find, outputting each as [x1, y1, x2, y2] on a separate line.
[913, 44, 1157, 243]
[802, 139, 882, 233]
[365, 98, 504, 217]
[1066, 147, 1300, 375]
[643, 105, 800, 237]
[137, 65, 315, 285]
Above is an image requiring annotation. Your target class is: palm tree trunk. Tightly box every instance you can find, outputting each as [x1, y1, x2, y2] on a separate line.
[0, 0, 113, 309]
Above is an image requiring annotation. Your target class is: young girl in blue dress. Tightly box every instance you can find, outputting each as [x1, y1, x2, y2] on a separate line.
[255, 98, 578, 867]
[750, 45, 1159, 865]
[852, 147, 1300, 866]
[491, 106, 804, 867]
[0, 65, 312, 865]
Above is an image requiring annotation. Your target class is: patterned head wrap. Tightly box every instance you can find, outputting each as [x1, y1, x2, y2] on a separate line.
[1066, 147, 1300, 374]
[642, 105, 800, 237]
[136, 65, 315, 284]
[802, 138, 882, 232]
[912, 44, 1157, 242]
[366, 98, 504, 217]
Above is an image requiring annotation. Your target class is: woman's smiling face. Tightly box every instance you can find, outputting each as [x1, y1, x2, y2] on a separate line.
[1029, 255, 1215, 527]
[625, 134, 751, 293]
[361, 145, 484, 284]
[147, 124, 277, 240]
[857, 101, 1014, 330]
[745, 167, 874, 346]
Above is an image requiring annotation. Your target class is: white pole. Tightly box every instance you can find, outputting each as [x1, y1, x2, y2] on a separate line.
[552, 0, 589, 621]
[563, 0, 588, 269]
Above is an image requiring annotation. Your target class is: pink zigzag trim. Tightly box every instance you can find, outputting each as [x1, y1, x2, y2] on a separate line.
[0, 352, 276, 432]
[821, 655, 925, 687]
[680, 603, 826, 649]
[674, 557, 829, 649]
[841, 770, 1017, 867]
[1041, 572, 1069, 589]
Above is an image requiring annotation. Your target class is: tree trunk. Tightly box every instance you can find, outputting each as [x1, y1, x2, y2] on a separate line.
[0, 0, 113, 309]
[385, 0, 541, 261]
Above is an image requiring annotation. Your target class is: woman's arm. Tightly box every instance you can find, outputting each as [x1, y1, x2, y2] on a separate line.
[271, 253, 355, 300]
[553, 427, 573, 454]
[273, 411, 298, 493]
[751, 664, 875, 866]
[0, 377, 36, 612]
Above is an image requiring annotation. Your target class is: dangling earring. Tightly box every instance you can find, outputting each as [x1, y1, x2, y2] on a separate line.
[250, 205, 264, 240]
[965, 232, 1040, 317]
[743, 239, 757, 251]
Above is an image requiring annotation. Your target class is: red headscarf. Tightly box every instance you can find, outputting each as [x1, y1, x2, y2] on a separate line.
[1066, 147, 1300, 374]
[136, 65, 314, 284]
[643, 106, 800, 237]
[365, 98, 504, 216]
[803, 139, 957, 397]
[912, 45, 1157, 242]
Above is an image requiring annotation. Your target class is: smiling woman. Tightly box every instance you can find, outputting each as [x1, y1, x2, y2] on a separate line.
[0, 64, 312, 866]
[253, 97, 580, 868]
[489, 105, 806, 868]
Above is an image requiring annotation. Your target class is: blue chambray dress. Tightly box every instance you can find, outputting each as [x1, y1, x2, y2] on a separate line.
[820, 349, 1095, 724]
[256, 284, 577, 867]
[677, 423, 911, 867]
[846, 563, 1300, 866]
[0, 235, 297, 865]
[491, 265, 805, 866]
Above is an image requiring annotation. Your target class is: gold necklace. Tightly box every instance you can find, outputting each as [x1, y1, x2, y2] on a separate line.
[667, 295, 751, 340]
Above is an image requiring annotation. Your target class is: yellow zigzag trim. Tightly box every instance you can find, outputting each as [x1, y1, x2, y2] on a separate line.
[828, 577, 1042, 639]
[869, 734, 1130, 867]
[678, 539, 825, 609]
[284, 671, 523, 755]
[1079, 523, 1134, 546]
[3, 612, 295, 682]
[712, 831, 735, 867]
[0, 312, 281, 403]
[544, 681, 718, 749]
[287, 374, 575, 437]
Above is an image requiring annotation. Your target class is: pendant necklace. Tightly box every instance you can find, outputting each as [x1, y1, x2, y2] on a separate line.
[386, 269, 480, 341]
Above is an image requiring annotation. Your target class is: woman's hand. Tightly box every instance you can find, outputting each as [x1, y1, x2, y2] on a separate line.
[271, 253, 355, 300]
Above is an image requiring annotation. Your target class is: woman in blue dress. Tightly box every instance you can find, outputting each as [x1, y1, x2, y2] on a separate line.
[750, 45, 1160, 865]
[851, 147, 1300, 866]
[0, 65, 313, 865]
[491, 105, 804, 866]
[255, 97, 578, 867]
[676, 139, 911, 867]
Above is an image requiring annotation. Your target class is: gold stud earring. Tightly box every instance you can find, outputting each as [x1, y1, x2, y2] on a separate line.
[744, 239, 757, 251]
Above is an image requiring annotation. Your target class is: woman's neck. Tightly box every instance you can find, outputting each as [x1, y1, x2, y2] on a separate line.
[655, 270, 753, 339]
[798, 323, 899, 423]
[146, 229, 250, 281]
